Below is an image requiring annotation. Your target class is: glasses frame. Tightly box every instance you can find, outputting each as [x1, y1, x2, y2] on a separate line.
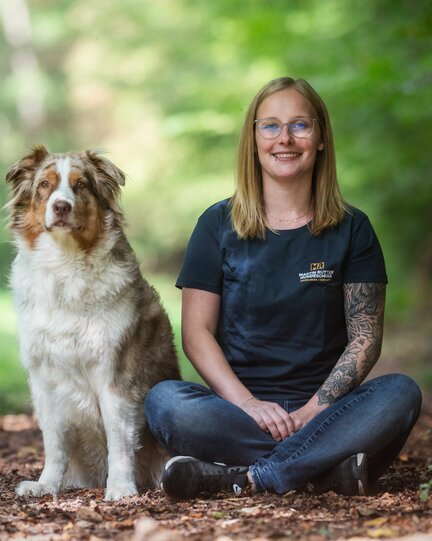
[254, 117, 317, 140]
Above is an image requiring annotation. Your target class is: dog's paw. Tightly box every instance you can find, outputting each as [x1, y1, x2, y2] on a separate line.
[16, 481, 56, 497]
[105, 482, 139, 501]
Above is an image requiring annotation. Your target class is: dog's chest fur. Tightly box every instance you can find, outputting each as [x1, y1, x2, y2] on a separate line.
[12, 232, 139, 412]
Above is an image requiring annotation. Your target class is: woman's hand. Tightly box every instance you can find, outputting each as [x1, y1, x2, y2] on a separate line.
[240, 398, 295, 441]
[289, 400, 328, 432]
[241, 397, 329, 441]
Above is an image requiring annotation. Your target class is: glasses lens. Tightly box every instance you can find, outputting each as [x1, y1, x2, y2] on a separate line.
[256, 119, 281, 139]
[290, 118, 314, 138]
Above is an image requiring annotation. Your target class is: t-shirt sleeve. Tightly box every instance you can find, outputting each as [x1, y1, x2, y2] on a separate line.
[176, 208, 224, 294]
[343, 212, 388, 283]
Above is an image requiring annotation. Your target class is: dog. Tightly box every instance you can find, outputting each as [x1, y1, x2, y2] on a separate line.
[5, 145, 181, 500]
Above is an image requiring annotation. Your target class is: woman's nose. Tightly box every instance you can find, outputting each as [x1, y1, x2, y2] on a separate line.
[277, 123, 293, 143]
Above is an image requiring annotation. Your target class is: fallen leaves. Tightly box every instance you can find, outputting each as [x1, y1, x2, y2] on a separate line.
[1, 403, 432, 541]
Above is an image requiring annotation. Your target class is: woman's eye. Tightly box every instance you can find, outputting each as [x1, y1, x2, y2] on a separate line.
[292, 121, 306, 129]
[263, 123, 279, 131]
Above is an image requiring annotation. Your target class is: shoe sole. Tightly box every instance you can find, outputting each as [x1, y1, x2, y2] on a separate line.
[164, 455, 227, 470]
[164, 455, 197, 471]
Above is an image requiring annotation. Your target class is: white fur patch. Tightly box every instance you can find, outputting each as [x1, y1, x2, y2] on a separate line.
[45, 157, 75, 227]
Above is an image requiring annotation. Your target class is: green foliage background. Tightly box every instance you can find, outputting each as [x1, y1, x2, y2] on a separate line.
[0, 0, 431, 412]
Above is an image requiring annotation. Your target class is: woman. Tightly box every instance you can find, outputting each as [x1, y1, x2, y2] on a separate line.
[145, 77, 422, 499]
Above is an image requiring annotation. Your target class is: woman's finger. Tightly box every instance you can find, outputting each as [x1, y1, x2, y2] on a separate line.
[245, 401, 293, 440]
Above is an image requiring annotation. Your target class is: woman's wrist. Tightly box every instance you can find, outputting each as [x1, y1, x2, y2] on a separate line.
[240, 396, 256, 408]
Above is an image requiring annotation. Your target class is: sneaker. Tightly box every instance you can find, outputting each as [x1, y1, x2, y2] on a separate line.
[161, 456, 249, 499]
[312, 453, 371, 496]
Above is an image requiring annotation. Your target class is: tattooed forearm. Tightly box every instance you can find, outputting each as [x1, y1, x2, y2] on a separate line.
[316, 282, 386, 406]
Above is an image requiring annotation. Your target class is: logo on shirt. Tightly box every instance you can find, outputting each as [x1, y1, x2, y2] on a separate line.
[299, 262, 334, 283]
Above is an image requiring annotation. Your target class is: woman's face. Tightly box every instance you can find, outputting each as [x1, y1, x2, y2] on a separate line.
[255, 88, 323, 186]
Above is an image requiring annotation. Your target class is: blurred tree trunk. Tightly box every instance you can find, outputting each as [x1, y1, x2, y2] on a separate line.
[0, 0, 45, 134]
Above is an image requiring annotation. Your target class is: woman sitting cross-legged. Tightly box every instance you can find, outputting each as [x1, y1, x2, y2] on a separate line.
[145, 77, 422, 499]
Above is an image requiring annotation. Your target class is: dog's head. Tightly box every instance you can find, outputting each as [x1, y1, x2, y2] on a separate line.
[6, 145, 126, 249]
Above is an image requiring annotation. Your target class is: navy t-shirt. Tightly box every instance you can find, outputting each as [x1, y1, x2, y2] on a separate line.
[176, 199, 388, 401]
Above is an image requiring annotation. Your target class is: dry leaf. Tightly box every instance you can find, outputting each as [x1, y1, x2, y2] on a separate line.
[76, 507, 103, 523]
[76, 519, 93, 528]
[357, 506, 377, 517]
[17, 446, 38, 456]
[212, 511, 226, 519]
[240, 506, 261, 515]
[133, 517, 183, 541]
[189, 511, 204, 518]
[364, 517, 388, 527]
[366, 527, 398, 538]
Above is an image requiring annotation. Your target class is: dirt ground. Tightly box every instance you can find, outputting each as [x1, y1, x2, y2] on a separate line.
[0, 397, 431, 541]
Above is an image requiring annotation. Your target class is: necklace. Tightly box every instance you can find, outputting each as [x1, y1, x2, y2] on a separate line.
[266, 211, 309, 223]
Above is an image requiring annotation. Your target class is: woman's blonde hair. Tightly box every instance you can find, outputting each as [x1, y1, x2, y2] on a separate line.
[230, 77, 348, 239]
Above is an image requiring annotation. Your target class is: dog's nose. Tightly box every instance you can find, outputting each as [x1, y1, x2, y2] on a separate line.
[53, 200, 72, 217]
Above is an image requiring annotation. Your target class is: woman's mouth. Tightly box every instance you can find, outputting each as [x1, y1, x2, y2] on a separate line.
[273, 152, 301, 160]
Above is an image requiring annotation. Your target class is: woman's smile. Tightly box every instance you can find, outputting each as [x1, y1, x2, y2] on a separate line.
[272, 151, 301, 160]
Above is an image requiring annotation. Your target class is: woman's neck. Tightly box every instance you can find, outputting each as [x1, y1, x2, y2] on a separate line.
[263, 177, 312, 229]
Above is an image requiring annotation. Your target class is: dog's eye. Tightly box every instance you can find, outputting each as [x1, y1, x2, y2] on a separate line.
[76, 180, 86, 189]
[39, 180, 50, 189]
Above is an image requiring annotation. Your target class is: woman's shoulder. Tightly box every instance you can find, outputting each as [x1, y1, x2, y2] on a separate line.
[340, 206, 372, 227]
[321, 207, 377, 243]
[198, 198, 232, 225]
[336, 206, 382, 245]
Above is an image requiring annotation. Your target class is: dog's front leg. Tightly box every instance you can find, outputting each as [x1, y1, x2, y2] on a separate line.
[16, 398, 68, 497]
[99, 389, 140, 501]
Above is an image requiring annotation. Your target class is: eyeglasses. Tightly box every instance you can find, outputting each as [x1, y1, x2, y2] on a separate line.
[254, 117, 316, 139]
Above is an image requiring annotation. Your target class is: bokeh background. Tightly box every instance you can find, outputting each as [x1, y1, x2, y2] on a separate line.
[0, 0, 431, 413]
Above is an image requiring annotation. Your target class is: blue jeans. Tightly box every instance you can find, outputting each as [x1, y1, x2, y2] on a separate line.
[145, 374, 422, 493]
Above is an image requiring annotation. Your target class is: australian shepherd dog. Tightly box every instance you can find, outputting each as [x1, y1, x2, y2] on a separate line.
[5, 145, 180, 500]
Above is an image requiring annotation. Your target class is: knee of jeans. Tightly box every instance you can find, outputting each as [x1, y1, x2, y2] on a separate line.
[144, 380, 182, 431]
[378, 373, 422, 417]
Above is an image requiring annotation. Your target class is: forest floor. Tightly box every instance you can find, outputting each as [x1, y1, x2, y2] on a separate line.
[0, 399, 431, 541]
[1, 320, 431, 541]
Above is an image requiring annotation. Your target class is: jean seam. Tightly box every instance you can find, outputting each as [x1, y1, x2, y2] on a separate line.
[288, 384, 377, 462]
[254, 380, 380, 492]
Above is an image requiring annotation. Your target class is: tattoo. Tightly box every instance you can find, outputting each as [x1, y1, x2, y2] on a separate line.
[316, 282, 386, 406]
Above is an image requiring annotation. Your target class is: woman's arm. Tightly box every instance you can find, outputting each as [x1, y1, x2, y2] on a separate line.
[181, 287, 251, 404]
[290, 282, 386, 430]
[182, 287, 295, 441]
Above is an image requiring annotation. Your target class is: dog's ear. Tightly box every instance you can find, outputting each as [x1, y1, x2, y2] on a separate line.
[6, 145, 49, 187]
[5, 145, 49, 230]
[85, 150, 126, 192]
[85, 150, 126, 208]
